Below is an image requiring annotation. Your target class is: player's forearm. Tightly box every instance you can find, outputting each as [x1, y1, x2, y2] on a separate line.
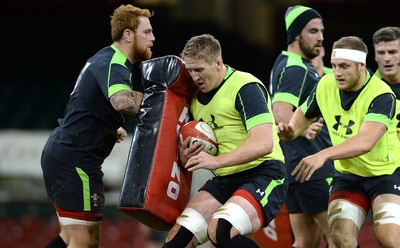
[289, 108, 314, 137]
[321, 122, 387, 161]
[216, 125, 274, 168]
[319, 136, 375, 161]
[110, 90, 143, 115]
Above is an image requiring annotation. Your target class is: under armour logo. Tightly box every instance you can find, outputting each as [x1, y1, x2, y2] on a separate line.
[256, 189, 265, 197]
[332, 115, 355, 135]
[394, 185, 400, 191]
[201, 114, 222, 130]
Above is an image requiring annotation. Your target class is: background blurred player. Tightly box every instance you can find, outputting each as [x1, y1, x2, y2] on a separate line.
[268, 5, 335, 248]
[372, 26, 400, 140]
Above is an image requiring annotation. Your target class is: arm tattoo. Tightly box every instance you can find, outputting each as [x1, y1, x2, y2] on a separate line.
[110, 90, 142, 115]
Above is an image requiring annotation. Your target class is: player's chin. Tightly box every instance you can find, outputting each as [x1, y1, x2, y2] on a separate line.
[141, 49, 153, 61]
[198, 85, 210, 93]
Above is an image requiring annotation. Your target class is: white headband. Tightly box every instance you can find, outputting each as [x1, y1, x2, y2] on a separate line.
[331, 48, 367, 63]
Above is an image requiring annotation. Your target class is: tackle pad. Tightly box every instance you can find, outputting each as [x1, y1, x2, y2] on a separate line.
[118, 55, 196, 231]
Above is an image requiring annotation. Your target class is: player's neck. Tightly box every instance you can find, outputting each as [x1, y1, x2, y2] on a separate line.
[287, 43, 310, 61]
[381, 72, 400, 84]
[113, 41, 135, 64]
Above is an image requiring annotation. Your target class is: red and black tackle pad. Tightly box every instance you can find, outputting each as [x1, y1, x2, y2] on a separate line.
[118, 55, 196, 231]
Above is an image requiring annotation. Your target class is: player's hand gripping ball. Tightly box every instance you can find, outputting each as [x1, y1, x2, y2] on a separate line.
[180, 121, 218, 155]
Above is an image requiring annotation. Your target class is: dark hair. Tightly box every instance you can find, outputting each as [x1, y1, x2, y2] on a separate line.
[372, 26, 400, 44]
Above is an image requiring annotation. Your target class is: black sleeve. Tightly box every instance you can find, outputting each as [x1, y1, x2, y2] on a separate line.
[303, 84, 322, 119]
[235, 83, 271, 127]
[368, 93, 396, 119]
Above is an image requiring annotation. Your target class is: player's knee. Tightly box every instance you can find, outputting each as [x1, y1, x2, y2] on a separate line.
[212, 203, 253, 235]
[214, 218, 233, 247]
[329, 221, 360, 248]
[373, 202, 400, 247]
[211, 218, 259, 248]
[163, 225, 194, 248]
[210, 203, 256, 247]
[88, 238, 100, 248]
[163, 208, 208, 247]
[67, 233, 99, 248]
[376, 234, 400, 248]
[70, 227, 100, 248]
[60, 219, 101, 248]
[331, 228, 358, 248]
[207, 218, 218, 244]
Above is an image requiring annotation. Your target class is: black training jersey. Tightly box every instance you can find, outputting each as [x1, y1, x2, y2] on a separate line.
[44, 45, 133, 168]
[269, 51, 334, 183]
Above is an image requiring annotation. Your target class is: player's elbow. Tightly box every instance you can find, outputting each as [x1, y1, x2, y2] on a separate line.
[358, 143, 374, 154]
[278, 133, 295, 141]
[260, 142, 274, 155]
[110, 90, 142, 115]
[113, 99, 141, 115]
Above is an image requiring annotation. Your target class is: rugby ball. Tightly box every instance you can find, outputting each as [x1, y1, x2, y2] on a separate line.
[180, 121, 218, 155]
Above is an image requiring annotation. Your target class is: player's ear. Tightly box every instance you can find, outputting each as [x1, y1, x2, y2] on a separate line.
[359, 62, 366, 71]
[216, 57, 223, 68]
[123, 29, 133, 42]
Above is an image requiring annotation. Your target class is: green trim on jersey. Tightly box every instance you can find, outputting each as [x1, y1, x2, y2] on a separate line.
[323, 67, 333, 75]
[108, 84, 132, 98]
[308, 73, 400, 176]
[190, 68, 284, 176]
[260, 178, 286, 207]
[364, 113, 391, 128]
[273, 92, 299, 107]
[282, 51, 307, 69]
[326, 177, 333, 185]
[272, 51, 308, 108]
[75, 167, 91, 211]
[108, 45, 132, 98]
[247, 113, 273, 131]
[374, 70, 382, 78]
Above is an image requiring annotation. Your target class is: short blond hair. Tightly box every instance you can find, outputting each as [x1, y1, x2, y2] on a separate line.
[181, 34, 222, 64]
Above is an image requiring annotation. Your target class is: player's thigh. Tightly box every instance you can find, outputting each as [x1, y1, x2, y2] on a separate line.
[372, 194, 400, 247]
[290, 212, 321, 239]
[61, 221, 101, 247]
[186, 190, 223, 221]
[311, 210, 330, 233]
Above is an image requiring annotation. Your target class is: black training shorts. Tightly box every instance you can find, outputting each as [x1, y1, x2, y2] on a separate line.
[200, 160, 288, 227]
[41, 151, 105, 214]
[285, 178, 331, 214]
